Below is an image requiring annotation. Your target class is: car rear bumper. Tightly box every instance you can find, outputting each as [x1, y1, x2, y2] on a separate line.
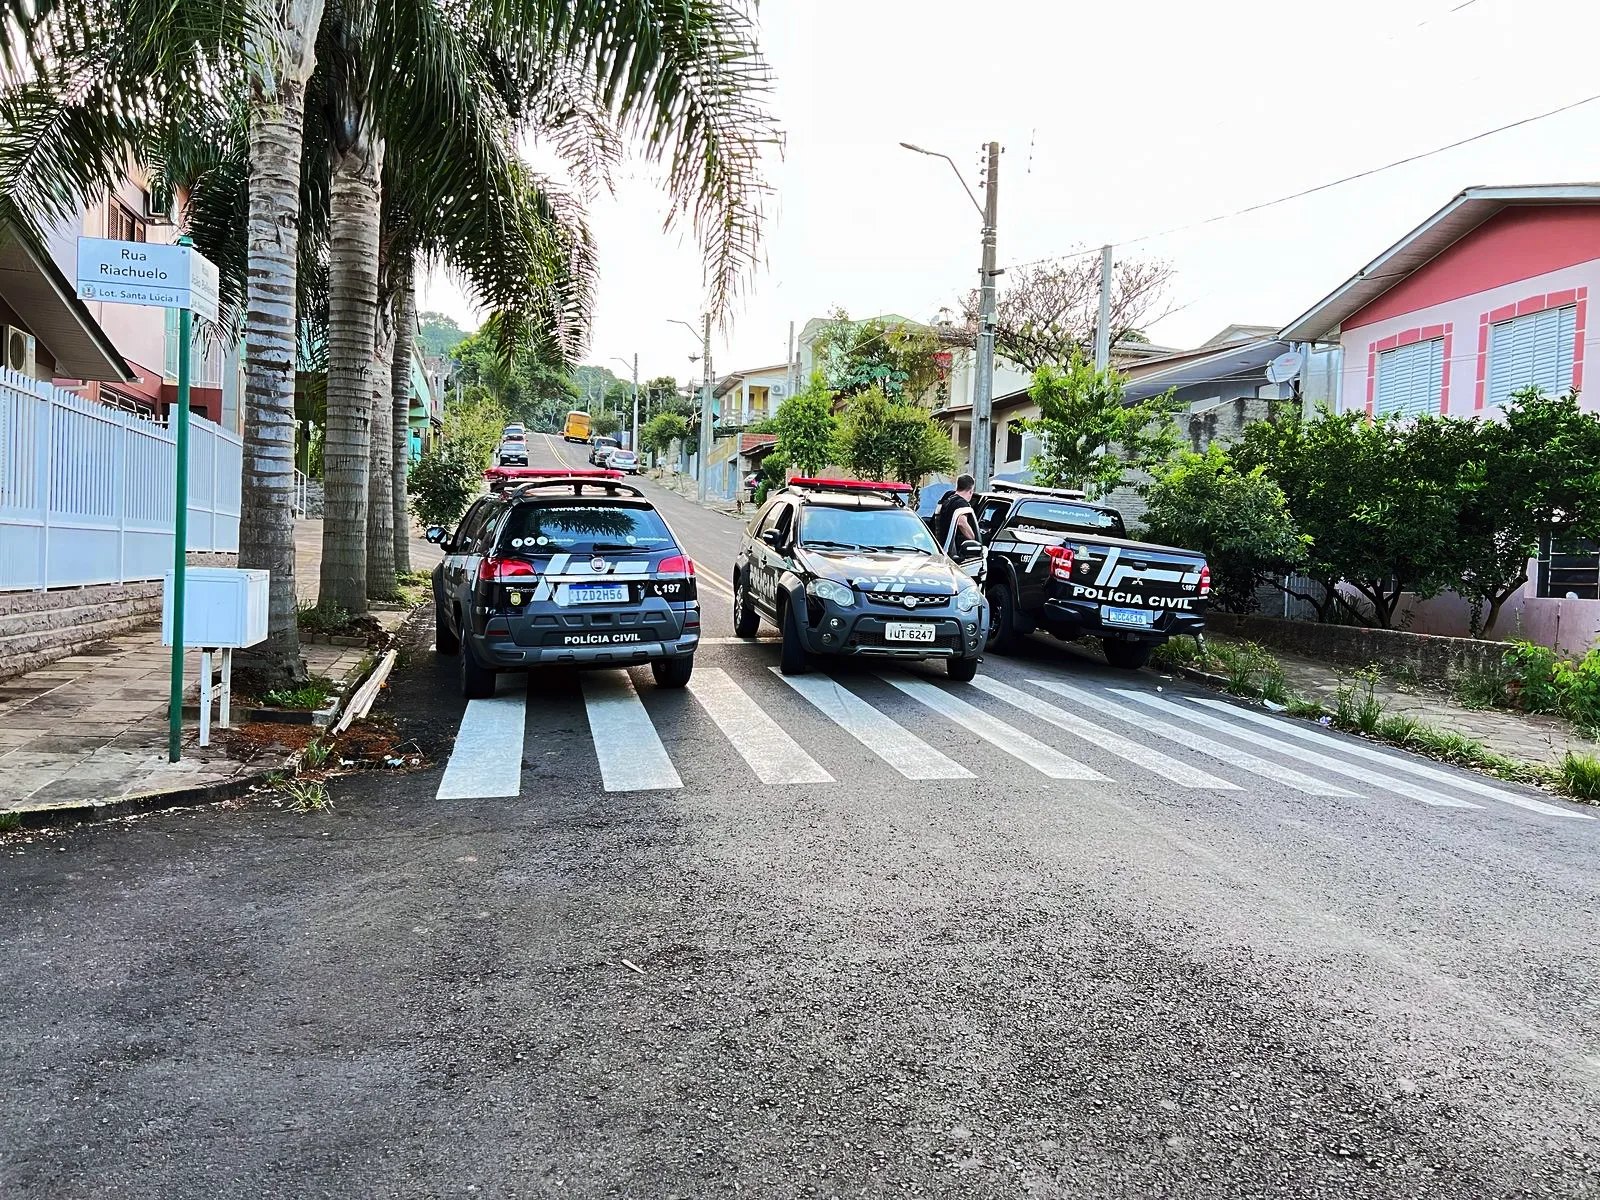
[1042, 597, 1205, 640]
[471, 630, 699, 667]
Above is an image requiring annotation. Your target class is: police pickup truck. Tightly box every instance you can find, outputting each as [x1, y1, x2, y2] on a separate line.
[974, 481, 1209, 670]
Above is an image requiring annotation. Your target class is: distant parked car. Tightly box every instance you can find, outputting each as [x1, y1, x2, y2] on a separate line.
[588, 435, 620, 466]
[607, 448, 639, 474]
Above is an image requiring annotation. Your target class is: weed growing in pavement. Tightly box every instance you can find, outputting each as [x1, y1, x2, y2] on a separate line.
[1385, 661, 1424, 690]
[394, 570, 431, 607]
[1333, 666, 1386, 733]
[0, 812, 21, 832]
[1150, 636, 1204, 670]
[1377, 713, 1419, 743]
[296, 602, 352, 635]
[301, 738, 332, 770]
[1559, 752, 1600, 803]
[1453, 664, 1512, 710]
[1286, 697, 1328, 719]
[1204, 641, 1282, 699]
[284, 779, 332, 812]
[1505, 640, 1562, 713]
[261, 676, 337, 710]
[1403, 725, 1486, 766]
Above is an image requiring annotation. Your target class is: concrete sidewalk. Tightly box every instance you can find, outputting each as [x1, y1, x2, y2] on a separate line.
[0, 521, 440, 816]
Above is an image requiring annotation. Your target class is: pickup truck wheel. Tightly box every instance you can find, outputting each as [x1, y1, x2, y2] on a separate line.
[778, 596, 810, 675]
[985, 583, 1021, 654]
[1103, 639, 1153, 671]
[946, 653, 980, 682]
[732, 572, 762, 637]
[434, 599, 459, 654]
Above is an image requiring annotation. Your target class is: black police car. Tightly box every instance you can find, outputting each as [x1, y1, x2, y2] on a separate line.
[732, 477, 988, 679]
[427, 470, 699, 698]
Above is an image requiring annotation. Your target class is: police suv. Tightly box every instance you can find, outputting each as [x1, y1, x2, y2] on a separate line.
[428, 469, 699, 698]
[975, 481, 1209, 670]
[732, 477, 988, 679]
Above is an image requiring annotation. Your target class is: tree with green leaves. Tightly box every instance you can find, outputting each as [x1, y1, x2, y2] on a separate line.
[417, 311, 469, 359]
[1024, 354, 1183, 497]
[641, 412, 689, 460]
[836, 387, 959, 492]
[772, 375, 838, 477]
[812, 308, 947, 404]
[590, 411, 622, 438]
[1141, 445, 1308, 612]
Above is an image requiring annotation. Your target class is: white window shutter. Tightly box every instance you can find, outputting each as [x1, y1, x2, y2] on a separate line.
[1488, 304, 1577, 404]
[1375, 338, 1444, 417]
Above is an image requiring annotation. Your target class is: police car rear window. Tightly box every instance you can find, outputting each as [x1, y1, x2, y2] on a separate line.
[497, 504, 673, 554]
[1009, 500, 1125, 539]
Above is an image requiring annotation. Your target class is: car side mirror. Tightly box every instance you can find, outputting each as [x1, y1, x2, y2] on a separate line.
[425, 526, 450, 545]
[958, 539, 984, 559]
[759, 528, 782, 548]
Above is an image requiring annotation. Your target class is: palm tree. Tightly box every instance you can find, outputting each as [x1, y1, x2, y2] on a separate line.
[390, 271, 415, 574]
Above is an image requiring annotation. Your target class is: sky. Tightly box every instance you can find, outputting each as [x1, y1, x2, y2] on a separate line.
[416, 0, 1600, 388]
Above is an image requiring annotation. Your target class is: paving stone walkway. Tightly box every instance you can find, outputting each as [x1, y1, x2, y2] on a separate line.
[0, 522, 440, 814]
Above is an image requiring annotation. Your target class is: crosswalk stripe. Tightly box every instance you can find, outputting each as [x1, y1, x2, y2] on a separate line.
[968, 676, 1239, 789]
[688, 668, 833, 785]
[1112, 689, 1479, 809]
[880, 672, 1107, 781]
[772, 669, 973, 780]
[436, 692, 527, 800]
[1186, 697, 1591, 820]
[581, 670, 682, 792]
[1028, 679, 1359, 796]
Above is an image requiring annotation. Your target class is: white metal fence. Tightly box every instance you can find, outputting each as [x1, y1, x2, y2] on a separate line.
[0, 367, 241, 591]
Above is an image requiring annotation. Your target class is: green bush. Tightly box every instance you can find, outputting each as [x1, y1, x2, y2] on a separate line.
[1504, 640, 1561, 712]
[1560, 751, 1600, 803]
[1553, 650, 1600, 732]
[409, 443, 479, 530]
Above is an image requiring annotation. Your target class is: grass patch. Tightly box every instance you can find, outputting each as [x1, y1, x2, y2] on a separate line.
[1286, 697, 1328, 719]
[284, 779, 332, 813]
[0, 812, 22, 832]
[394, 570, 431, 607]
[260, 676, 337, 710]
[1333, 666, 1386, 735]
[1453, 665, 1511, 711]
[301, 737, 333, 770]
[1559, 752, 1600, 803]
[297, 602, 352, 635]
[1377, 713, 1419, 743]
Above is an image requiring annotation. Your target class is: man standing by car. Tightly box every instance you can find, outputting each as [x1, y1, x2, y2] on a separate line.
[934, 474, 979, 557]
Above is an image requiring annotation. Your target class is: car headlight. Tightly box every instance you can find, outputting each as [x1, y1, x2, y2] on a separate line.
[956, 586, 982, 612]
[808, 579, 854, 606]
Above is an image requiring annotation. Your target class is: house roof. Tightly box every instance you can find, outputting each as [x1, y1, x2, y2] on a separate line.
[739, 432, 777, 453]
[1119, 337, 1287, 402]
[1279, 183, 1600, 342]
[714, 363, 790, 397]
[0, 217, 133, 381]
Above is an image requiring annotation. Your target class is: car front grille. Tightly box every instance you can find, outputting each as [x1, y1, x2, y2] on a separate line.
[863, 591, 952, 609]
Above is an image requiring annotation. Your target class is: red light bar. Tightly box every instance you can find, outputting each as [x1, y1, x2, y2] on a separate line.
[484, 467, 623, 481]
[786, 476, 912, 493]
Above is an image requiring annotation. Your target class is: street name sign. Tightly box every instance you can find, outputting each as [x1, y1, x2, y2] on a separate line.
[75, 237, 219, 323]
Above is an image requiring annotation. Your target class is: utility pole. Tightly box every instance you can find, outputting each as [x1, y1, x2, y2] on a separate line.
[698, 313, 714, 504]
[1094, 244, 1113, 370]
[971, 140, 1001, 491]
[631, 352, 640, 452]
[786, 320, 796, 402]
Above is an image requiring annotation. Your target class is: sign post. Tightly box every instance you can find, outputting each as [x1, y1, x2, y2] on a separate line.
[76, 234, 218, 762]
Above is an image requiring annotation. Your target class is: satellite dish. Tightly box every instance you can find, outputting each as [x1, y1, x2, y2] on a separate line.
[1266, 351, 1305, 384]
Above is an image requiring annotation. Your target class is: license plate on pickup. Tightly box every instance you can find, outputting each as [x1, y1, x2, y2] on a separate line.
[566, 583, 629, 605]
[885, 622, 937, 643]
[1103, 606, 1155, 628]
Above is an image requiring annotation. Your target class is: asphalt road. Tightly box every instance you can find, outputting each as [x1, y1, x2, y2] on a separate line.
[3, 442, 1598, 1198]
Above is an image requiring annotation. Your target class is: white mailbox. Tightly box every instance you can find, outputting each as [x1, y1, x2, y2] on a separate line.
[162, 568, 269, 648]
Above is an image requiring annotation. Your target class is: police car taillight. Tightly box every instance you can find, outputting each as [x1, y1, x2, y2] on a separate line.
[1044, 545, 1074, 582]
[658, 554, 695, 577]
[1198, 564, 1212, 596]
[479, 557, 536, 583]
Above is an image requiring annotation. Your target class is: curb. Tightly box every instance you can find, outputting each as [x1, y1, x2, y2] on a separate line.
[6, 755, 293, 832]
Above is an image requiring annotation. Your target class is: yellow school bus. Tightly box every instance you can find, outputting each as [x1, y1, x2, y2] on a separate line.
[562, 410, 591, 443]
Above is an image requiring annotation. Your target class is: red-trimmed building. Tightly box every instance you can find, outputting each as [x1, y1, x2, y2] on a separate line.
[1281, 184, 1600, 651]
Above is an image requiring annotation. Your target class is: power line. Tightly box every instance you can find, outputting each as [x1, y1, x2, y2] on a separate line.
[1004, 90, 1600, 274]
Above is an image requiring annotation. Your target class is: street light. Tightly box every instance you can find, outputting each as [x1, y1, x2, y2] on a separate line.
[903, 139, 1000, 490]
[608, 354, 640, 453]
[668, 316, 713, 503]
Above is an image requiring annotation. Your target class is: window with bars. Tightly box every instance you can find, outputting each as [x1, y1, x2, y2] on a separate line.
[107, 201, 146, 243]
[1375, 337, 1444, 417]
[1004, 421, 1024, 463]
[1537, 532, 1600, 600]
[1487, 304, 1577, 405]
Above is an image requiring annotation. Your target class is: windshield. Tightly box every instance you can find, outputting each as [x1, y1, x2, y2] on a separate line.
[798, 505, 939, 554]
[1011, 500, 1126, 539]
[498, 503, 673, 555]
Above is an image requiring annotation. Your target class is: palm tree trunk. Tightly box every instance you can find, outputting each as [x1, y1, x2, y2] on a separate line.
[391, 278, 415, 573]
[317, 131, 385, 614]
[236, 1, 326, 685]
[366, 298, 396, 598]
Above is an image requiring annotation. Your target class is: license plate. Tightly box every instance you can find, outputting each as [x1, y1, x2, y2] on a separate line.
[885, 622, 937, 643]
[1103, 606, 1154, 628]
[567, 583, 629, 604]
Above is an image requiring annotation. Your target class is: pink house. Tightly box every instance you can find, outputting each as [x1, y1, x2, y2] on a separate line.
[1280, 184, 1600, 653]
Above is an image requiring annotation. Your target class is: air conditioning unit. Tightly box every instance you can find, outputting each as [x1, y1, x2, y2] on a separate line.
[4, 326, 36, 377]
[769, 382, 787, 400]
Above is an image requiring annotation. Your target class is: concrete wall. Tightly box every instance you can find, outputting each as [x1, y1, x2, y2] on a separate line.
[1206, 611, 1507, 685]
